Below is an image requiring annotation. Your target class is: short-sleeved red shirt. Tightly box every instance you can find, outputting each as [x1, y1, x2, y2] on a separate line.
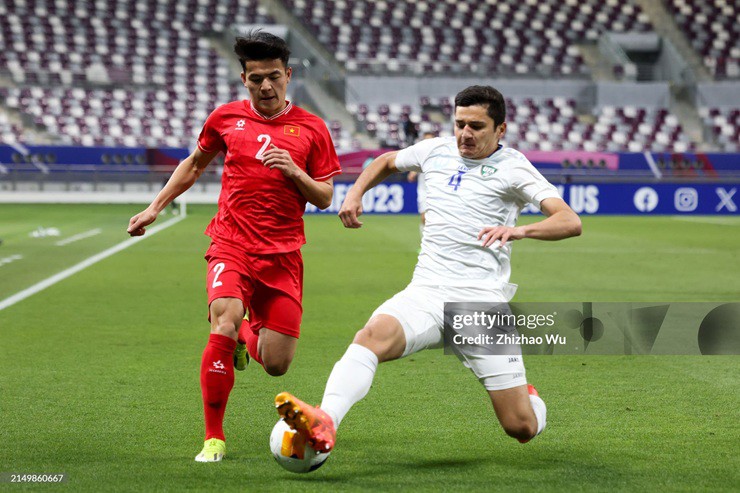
[197, 100, 342, 253]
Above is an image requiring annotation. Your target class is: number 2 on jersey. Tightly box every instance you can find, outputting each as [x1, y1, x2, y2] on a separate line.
[255, 134, 271, 160]
[212, 262, 225, 288]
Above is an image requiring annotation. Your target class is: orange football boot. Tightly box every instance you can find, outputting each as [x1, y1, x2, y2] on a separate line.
[275, 392, 336, 453]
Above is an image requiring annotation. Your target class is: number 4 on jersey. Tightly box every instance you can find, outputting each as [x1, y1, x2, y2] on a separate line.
[448, 170, 465, 191]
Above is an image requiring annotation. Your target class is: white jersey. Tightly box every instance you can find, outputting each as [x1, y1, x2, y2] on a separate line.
[416, 172, 428, 213]
[395, 136, 560, 287]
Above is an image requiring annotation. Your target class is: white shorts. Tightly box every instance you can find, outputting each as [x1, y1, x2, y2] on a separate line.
[371, 282, 527, 391]
[417, 174, 428, 214]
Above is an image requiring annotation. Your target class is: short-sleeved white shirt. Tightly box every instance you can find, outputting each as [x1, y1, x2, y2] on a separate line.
[395, 136, 560, 287]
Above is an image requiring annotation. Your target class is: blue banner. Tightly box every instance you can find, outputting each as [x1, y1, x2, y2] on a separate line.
[528, 183, 739, 215]
[307, 182, 739, 215]
[306, 182, 417, 214]
[0, 145, 188, 166]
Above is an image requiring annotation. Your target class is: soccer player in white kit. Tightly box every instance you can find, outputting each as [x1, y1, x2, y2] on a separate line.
[276, 86, 582, 452]
[407, 131, 437, 238]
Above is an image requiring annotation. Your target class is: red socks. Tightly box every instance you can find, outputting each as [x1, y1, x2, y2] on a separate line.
[238, 320, 263, 366]
[200, 333, 236, 441]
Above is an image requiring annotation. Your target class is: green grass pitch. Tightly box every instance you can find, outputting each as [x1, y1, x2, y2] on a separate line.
[0, 204, 738, 492]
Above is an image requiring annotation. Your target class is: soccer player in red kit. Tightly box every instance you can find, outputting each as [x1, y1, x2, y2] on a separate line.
[127, 31, 341, 462]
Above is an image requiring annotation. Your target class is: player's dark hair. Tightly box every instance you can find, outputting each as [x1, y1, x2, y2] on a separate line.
[234, 31, 291, 71]
[454, 85, 506, 127]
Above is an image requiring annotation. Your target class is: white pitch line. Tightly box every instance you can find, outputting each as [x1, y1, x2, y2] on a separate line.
[0, 215, 186, 312]
[0, 254, 23, 266]
[55, 228, 102, 246]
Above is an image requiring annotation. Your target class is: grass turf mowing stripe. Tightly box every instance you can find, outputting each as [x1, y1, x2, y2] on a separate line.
[55, 228, 103, 246]
[671, 216, 740, 226]
[0, 214, 185, 312]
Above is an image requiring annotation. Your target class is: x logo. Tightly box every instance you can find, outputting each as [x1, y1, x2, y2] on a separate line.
[716, 187, 737, 212]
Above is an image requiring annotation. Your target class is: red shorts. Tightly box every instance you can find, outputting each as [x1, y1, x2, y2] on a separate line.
[205, 241, 303, 338]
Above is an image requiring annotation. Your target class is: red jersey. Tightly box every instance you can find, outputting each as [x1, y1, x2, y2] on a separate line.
[197, 100, 342, 253]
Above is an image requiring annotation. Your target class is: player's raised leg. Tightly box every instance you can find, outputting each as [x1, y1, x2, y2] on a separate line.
[461, 351, 546, 443]
[259, 328, 297, 376]
[240, 280, 301, 376]
[276, 314, 406, 452]
[238, 323, 298, 376]
[488, 384, 546, 443]
[195, 297, 243, 462]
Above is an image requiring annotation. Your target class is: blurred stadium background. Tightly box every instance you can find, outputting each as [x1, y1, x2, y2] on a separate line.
[0, 0, 737, 206]
[0, 1, 738, 490]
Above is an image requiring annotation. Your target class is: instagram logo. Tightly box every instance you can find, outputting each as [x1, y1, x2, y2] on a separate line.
[674, 188, 698, 212]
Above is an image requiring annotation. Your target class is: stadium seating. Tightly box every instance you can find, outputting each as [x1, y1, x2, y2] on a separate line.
[0, 111, 25, 146]
[0, 0, 733, 154]
[3, 85, 246, 148]
[327, 120, 361, 151]
[0, 0, 274, 148]
[585, 105, 692, 153]
[281, 0, 653, 77]
[349, 97, 692, 153]
[663, 0, 739, 79]
[0, 0, 273, 86]
[347, 100, 445, 148]
[699, 107, 740, 152]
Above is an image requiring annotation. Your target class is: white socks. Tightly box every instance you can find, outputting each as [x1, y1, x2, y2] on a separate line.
[529, 394, 547, 436]
[320, 344, 379, 428]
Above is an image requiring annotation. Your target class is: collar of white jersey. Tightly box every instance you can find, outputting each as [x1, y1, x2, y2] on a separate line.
[249, 100, 293, 120]
[487, 144, 504, 159]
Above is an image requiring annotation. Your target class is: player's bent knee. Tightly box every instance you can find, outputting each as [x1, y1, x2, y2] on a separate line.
[262, 353, 293, 376]
[212, 321, 239, 338]
[501, 417, 537, 441]
[352, 326, 377, 346]
[352, 316, 405, 362]
[210, 310, 241, 337]
[259, 329, 297, 376]
[264, 361, 291, 376]
[209, 298, 244, 338]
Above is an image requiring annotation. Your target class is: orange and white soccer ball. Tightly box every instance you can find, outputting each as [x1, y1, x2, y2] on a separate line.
[269, 419, 330, 473]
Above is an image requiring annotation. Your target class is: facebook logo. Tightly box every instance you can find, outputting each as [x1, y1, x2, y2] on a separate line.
[633, 187, 659, 212]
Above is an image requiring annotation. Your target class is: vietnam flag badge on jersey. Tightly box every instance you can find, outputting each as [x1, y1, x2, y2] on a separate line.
[284, 125, 301, 136]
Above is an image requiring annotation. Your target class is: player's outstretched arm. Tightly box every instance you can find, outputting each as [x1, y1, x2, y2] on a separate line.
[338, 151, 400, 228]
[478, 198, 582, 247]
[525, 198, 582, 240]
[127, 147, 219, 236]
